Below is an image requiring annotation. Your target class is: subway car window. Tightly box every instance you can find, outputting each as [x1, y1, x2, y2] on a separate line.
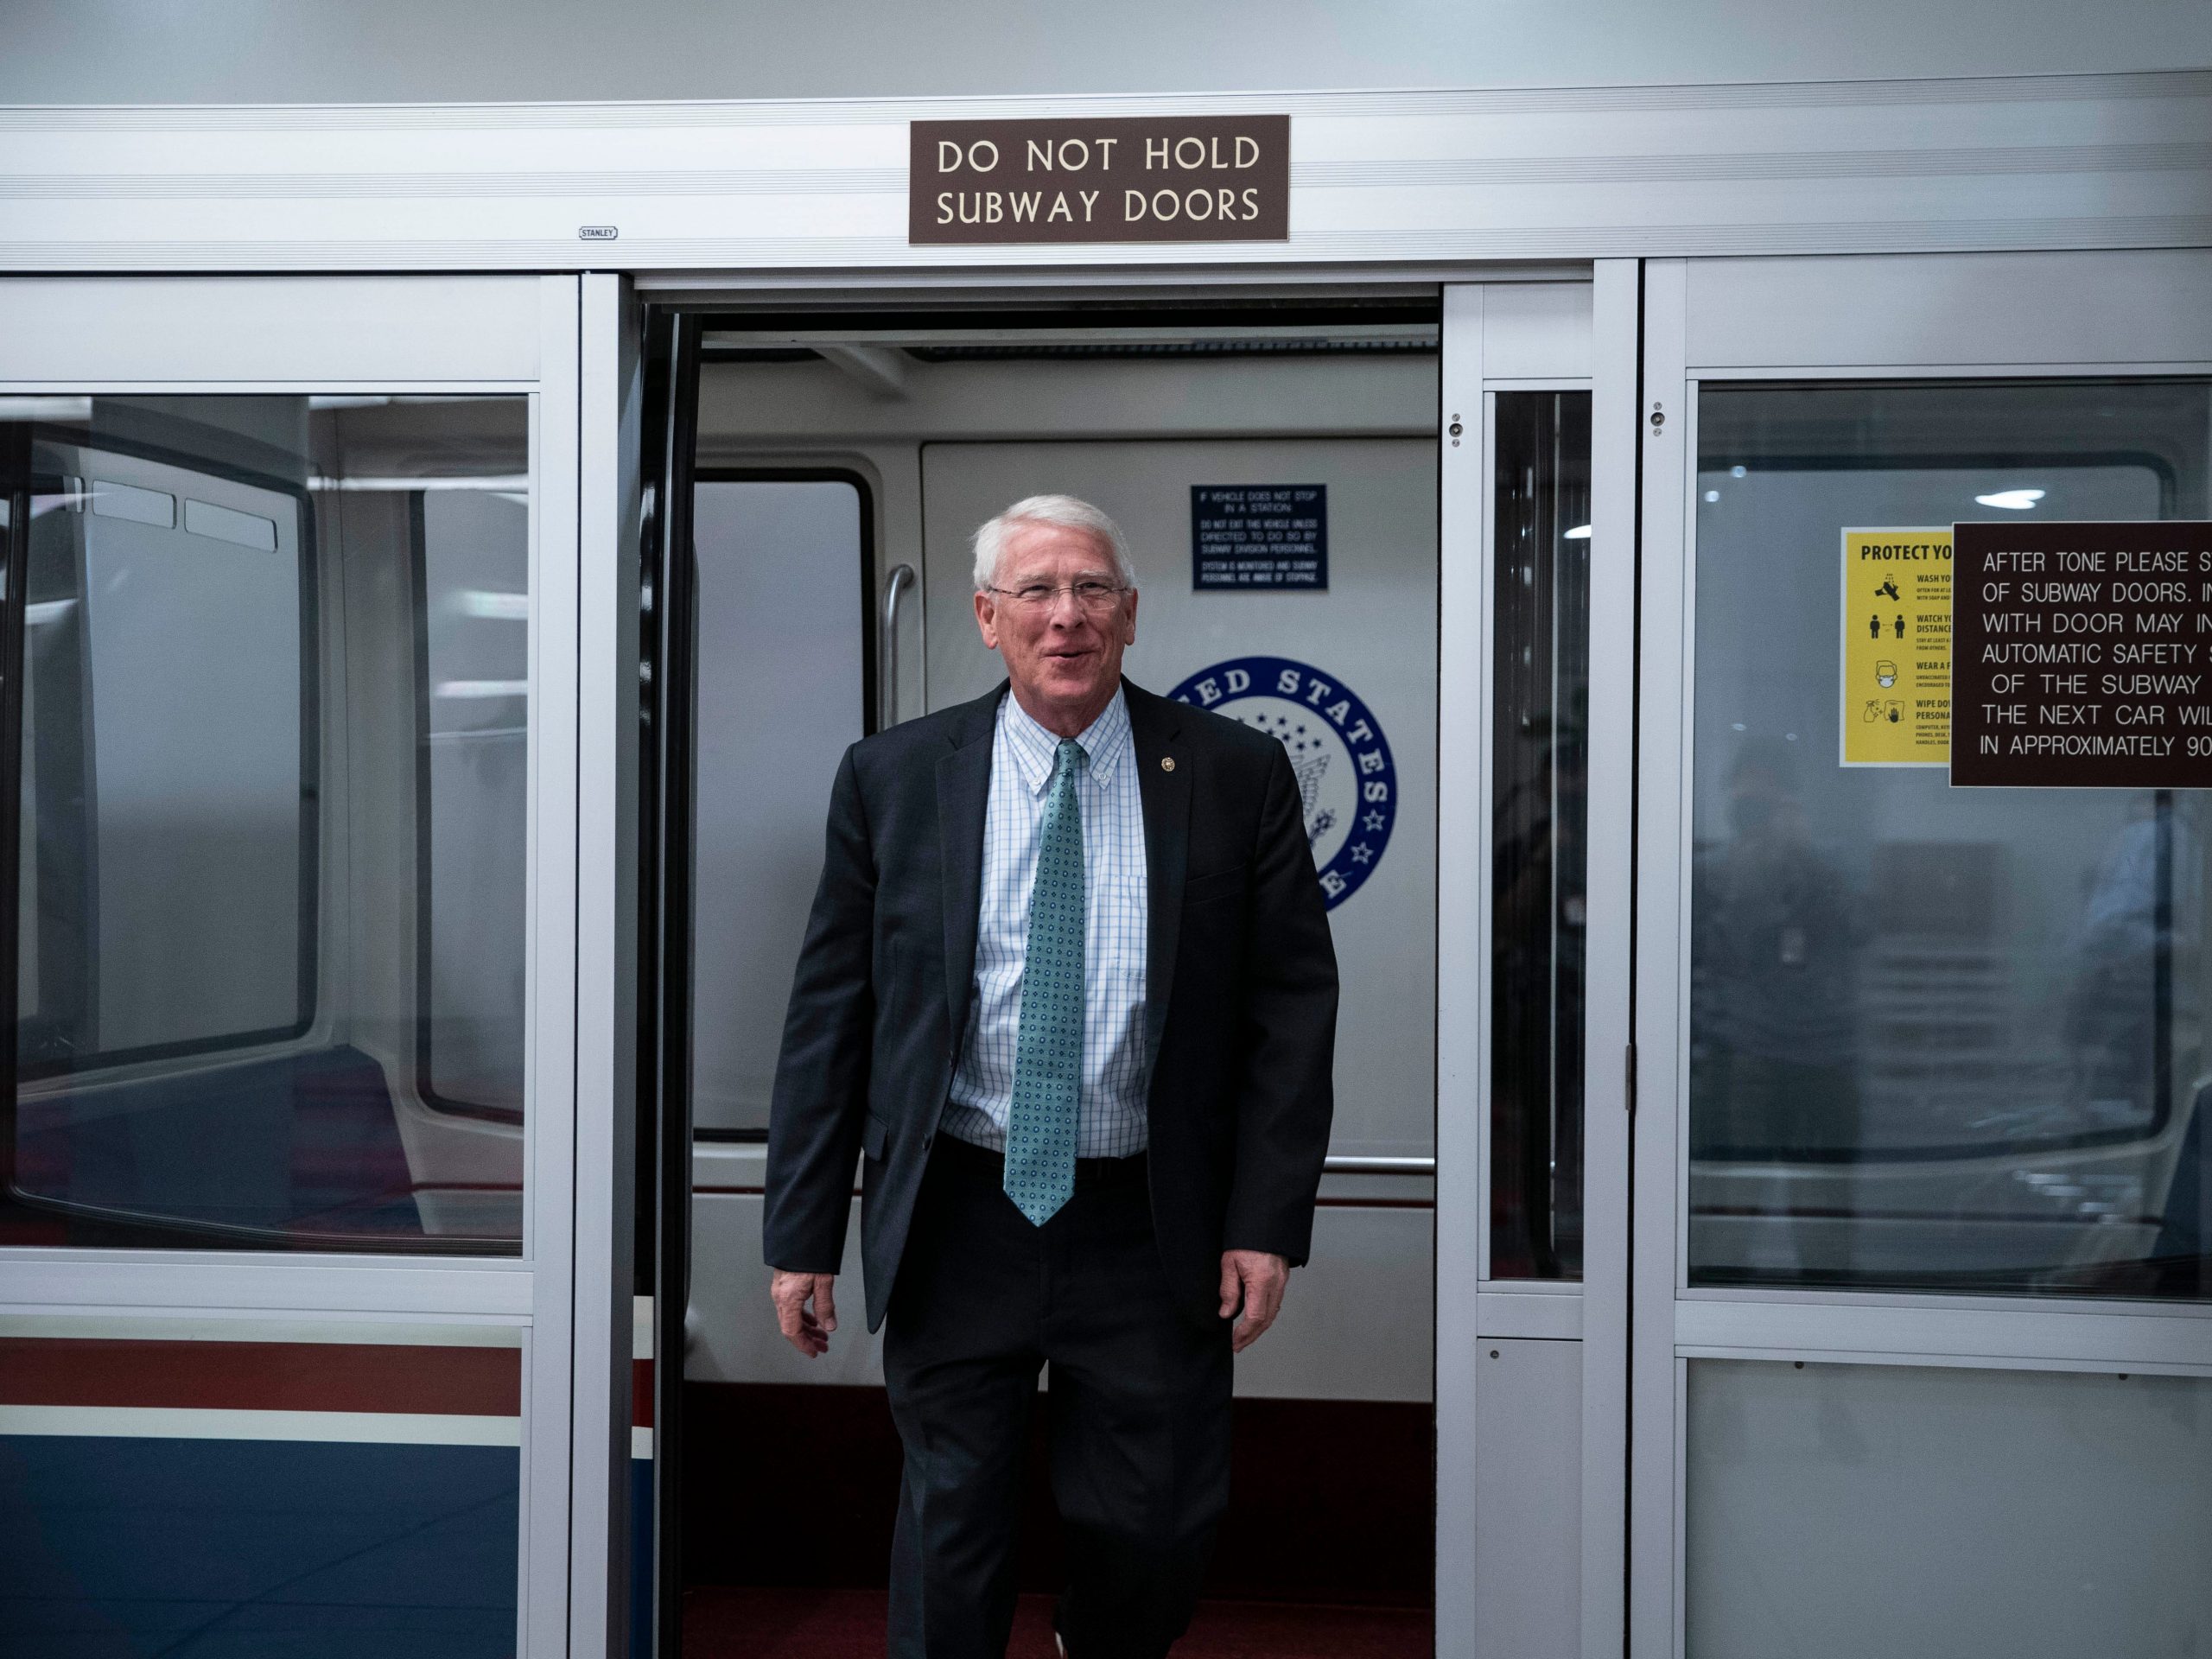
[0, 395, 530, 1250]
[690, 475, 868, 1138]
[23, 437, 308, 1065]
[1490, 390, 1592, 1279]
[1689, 378, 2212, 1298]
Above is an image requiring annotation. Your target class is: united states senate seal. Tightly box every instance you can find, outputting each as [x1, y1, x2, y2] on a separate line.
[1166, 655, 1396, 909]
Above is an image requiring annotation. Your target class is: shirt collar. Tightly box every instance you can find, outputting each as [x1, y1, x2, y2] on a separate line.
[1001, 684, 1132, 795]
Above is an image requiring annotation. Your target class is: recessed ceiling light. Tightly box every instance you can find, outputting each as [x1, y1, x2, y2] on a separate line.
[1974, 488, 2045, 510]
[1563, 524, 1592, 540]
[0, 396, 92, 421]
[1704, 490, 1720, 503]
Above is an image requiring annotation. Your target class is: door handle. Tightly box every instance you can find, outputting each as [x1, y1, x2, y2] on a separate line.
[880, 563, 921, 728]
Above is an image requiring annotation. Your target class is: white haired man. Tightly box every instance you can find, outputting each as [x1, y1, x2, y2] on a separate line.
[765, 494, 1338, 1657]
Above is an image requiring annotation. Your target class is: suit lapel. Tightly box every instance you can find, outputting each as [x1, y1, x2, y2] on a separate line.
[936, 684, 1004, 1059]
[1125, 681, 1191, 1074]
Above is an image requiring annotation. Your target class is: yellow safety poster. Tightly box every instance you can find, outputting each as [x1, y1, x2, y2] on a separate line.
[1840, 528, 1951, 766]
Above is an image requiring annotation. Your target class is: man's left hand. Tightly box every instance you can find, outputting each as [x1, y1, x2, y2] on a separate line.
[1217, 1250, 1290, 1352]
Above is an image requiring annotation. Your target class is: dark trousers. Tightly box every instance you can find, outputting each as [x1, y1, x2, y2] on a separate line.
[882, 1134, 1233, 1659]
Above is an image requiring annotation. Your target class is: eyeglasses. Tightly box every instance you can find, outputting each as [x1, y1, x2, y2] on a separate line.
[984, 579, 1129, 613]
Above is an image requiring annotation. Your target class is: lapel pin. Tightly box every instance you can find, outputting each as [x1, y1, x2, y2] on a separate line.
[1160, 756, 1176, 772]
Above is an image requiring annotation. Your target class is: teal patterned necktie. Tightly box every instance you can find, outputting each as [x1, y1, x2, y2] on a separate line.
[1004, 738, 1086, 1226]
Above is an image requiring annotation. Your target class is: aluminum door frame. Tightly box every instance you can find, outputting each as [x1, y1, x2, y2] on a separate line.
[579, 270, 646, 1659]
[0, 272, 618, 1659]
[1630, 250, 2212, 1657]
[632, 264, 1638, 1656]
[1438, 265, 1637, 1659]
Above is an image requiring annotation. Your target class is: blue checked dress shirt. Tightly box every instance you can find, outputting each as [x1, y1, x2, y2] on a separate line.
[944, 687, 1151, 1160]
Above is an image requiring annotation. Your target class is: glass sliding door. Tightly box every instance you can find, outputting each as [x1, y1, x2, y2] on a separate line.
[1688, 378, 2211, 1300]
[1438, 270, 1637, 1659]
[0, 276, 593, 1658]
[1635, 251, 2212, 1659]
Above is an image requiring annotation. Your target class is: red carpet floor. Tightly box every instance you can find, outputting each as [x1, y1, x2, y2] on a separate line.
[685, 1587, 1432, 1658]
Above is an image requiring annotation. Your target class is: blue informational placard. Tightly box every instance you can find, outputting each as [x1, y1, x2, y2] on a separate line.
[1190, 484, 1328, 590]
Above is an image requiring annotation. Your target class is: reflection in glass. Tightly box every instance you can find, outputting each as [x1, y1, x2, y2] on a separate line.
[0, 395, 531, 1249]
[1689, 379, 2212, 1297]
[1491, 391, 1591, 1278]
[421, 488, 530, 1122]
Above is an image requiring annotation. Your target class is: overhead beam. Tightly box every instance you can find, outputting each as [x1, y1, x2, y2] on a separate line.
[814, 342, 910, 400]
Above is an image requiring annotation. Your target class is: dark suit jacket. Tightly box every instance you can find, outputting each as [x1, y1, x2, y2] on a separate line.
[764, 677, 1338, 1333]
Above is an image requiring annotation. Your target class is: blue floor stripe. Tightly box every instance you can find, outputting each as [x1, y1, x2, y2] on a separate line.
[0, 1435, 519, 1658]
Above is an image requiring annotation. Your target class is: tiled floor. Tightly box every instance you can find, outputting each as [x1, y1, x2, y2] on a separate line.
[685, 1586, 1432, 1658]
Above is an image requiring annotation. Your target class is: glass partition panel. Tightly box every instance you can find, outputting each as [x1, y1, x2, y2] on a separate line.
[1491, 391, 1592, 1278]
[0, 395, 530, 1250]
[1689, 379, 2212, 1297]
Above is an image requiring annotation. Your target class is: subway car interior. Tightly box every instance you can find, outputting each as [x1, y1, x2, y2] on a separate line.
[644, 297, 1478, 1652]
[4, 35, 2212, 1659]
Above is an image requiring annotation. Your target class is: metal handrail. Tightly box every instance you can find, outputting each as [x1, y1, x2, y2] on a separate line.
[693, 1142, 1434, 1176]
[1322, 1155, 1436, 1176]
[878, 563, 920, 728]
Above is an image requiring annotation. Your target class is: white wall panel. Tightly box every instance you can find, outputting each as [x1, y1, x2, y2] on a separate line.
[1686, 247, 2212, 371]
[687, 1178, 1434, 1401]
[0, 276, 543, 383]
[688, 1191, 888, 1389]
[919, 436, 1440, 1162]
[1471, 1338, 1583, 1659]
[1480, 282, 1592, 379]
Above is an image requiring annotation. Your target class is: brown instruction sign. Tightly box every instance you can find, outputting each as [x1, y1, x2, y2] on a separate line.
[909, 115, 1290, 245]
[1951, 519, 2212, 788]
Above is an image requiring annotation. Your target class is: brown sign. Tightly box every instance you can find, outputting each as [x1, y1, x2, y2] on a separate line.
[1951, 520, 2212, 787]
[909, 115, 1289, 245]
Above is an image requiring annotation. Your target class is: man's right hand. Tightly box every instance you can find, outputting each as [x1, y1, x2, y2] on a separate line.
[770, 1269, 838, 1357]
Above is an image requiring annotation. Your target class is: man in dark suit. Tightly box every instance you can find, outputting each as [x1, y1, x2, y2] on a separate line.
[765, 493, 1338, 1658]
